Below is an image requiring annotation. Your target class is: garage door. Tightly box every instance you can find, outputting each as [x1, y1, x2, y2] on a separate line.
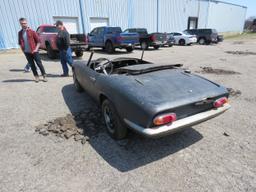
[90, 17, 109, 31]
[53, 17, 79, 34]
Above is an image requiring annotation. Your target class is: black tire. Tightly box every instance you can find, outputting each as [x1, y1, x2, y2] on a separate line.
[102, 99, 127, 140]
[141, 41, 149, 50]
[46, 44, 58, 59]
[168, 44, 173, 47]
[105, 41, 115, 54]
[126, 47, 134, 53]
[75, 50, 83, 57]
[198, 38, 206, 45]
[179, 39, 186, 46]
[153, 45, 160, 49]
[86, 46, 91, 51]
[73, 70, 83, 92]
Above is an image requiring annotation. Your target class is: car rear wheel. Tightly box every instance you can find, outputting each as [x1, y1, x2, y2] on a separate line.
[102, 99, 127, 140]
[126, 47, 134, 53]
[199, 38, 206, 45]
[141, 41, 149, 50]
[179, 39, 186, 46]
[168, 44, 173, 47]
[105, 41, 115, 54]
[73, 70, 83, 92]
[153, 45, 160, 49]
[75, 50, 83, 57]
[46, 44, 58, 59]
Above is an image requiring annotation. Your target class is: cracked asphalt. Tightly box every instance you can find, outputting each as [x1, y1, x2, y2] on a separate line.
[0, 35, 256, 192]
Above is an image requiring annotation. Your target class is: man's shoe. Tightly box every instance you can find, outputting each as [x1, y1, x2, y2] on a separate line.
[42, 75, 48, 82]
[35, 76, 39, 83]
[24, 67, 31, 72]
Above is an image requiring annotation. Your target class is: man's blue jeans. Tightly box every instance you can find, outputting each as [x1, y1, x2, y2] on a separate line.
[60, 47, 73, 75]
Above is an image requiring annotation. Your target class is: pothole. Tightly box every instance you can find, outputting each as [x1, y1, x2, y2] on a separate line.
[225, 51, 256, 56]
[35, 108, 105, 144]
[197, 67, 241, 75]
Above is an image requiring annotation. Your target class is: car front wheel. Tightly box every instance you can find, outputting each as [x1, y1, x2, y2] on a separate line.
[102, 99, 127, 140]
[73, 70, 83, 92]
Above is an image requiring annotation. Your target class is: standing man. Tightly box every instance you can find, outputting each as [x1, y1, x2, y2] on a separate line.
[18, 18, 47, 82]
[55, 20, 73, 77]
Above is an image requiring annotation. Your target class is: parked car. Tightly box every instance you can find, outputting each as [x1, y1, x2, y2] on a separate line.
[37, 24, 88, 59]
[124, 28, 165, 50]
[87, 27, 139, 54]
[184, 28, 221, 45]
[170, 32, 197, 46]
[165, 33, 175, 47]
[72, 52, 231, 140]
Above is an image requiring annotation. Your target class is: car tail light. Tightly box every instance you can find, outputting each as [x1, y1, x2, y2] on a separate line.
[153, 113, 177, 126]
[150, 35, 156, 42]
[116, 36, 124, 42]
[213, 97, 228, 108]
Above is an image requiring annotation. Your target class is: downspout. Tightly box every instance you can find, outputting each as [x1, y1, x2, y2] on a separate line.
[206, 0, 210, 28]
[79, 0, 86, 33]
[156, 0, 159, 32]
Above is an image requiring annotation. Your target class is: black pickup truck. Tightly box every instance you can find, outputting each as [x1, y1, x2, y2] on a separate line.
[124, 28, 165, 50]
[184, 28, 223, 45]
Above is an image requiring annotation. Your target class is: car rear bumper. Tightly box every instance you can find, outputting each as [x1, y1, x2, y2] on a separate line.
[124, 103, 231, 138]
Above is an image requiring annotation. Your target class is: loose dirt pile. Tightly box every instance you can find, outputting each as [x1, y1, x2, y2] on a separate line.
[227, 88, 242, 97]
[225, 51, 256, 56]
[35, 108, 105, 144]
[197, 67, 241, 75]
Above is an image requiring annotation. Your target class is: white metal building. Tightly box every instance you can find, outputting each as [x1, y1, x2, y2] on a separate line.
[0, 0, 247, 50]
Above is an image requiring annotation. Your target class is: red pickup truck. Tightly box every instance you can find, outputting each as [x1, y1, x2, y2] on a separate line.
[36, 24, 88, 59]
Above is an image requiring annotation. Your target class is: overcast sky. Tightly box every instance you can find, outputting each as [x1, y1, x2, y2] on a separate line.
[225, 0, 255, 18]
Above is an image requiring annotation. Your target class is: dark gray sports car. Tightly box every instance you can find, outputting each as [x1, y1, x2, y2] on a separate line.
[72, 52, 231, 139]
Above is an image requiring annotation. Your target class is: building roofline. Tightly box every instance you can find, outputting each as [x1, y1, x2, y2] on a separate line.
[200, 0, 247, 9]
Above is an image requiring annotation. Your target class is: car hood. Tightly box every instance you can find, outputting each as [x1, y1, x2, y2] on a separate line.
[111, 67, 228, 112]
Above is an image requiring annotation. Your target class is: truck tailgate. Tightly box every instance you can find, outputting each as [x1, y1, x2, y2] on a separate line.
[119, 33, 139, 44]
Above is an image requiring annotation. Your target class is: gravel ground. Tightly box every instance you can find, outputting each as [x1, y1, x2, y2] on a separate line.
[0, 36, 256, 192]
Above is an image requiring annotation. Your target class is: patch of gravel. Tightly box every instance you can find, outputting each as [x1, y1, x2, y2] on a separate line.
[35, 108, 105, 144]
[197, 67, 241, 75]
[227, 88, 242, 97]
[225, 51, 256, 55]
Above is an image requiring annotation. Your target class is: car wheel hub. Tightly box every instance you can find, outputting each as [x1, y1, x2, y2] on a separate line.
[103, 106, 115, 133]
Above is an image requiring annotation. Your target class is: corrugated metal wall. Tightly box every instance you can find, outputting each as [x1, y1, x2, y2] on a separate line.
[207, 1, 247, 32]
[129, 0, 157, 33]
[82, 0, 129, 32]
[0, 0, 83, 50]
[0, 0, 247, 50]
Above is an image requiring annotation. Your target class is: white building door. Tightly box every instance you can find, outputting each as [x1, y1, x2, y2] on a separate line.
[53, 17, 79, 34]
[90, 17, 109, 31]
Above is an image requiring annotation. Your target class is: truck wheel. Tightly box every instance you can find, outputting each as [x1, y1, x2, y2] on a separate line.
[73, 70, 83, 92]
[179, 39, 186, 46]
[153, 45, 160, 49]
[141, 41, 149, 50]
[105, 41, 115, 54]
[46, 44, 57, 59]
[199, 38, 206, 45]
[102, 99, 127, 140]
[126, 47, 134, 53]
[75, 50, 83, 57]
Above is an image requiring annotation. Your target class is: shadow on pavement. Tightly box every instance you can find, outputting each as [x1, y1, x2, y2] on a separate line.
[2, 79, 34, 83]
[62, 84, 203, 172]
[9, 69, 25, 72]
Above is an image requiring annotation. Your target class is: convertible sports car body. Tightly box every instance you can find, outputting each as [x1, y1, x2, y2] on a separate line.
[72, 52, 231, 139]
